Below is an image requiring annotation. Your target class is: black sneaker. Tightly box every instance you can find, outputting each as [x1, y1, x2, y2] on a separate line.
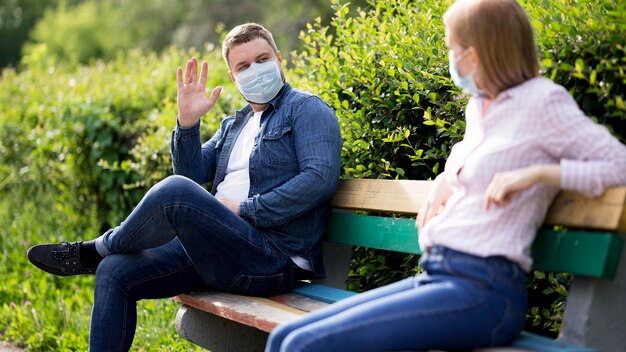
[27, 241, 97, 276]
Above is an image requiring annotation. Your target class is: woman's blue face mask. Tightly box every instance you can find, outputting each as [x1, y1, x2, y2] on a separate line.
[449, 49, 484, 97]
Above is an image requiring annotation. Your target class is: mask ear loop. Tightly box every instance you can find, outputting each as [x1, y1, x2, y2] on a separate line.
[453, 48, 472, 64]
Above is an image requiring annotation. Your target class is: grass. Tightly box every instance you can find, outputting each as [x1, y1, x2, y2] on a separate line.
[0, 189, 205, 351]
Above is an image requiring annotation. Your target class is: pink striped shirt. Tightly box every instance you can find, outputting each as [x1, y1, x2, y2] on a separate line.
[419, 77, 626, 271]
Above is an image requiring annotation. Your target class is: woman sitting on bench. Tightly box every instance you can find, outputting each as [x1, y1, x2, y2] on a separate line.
[265, 0, 626, 351]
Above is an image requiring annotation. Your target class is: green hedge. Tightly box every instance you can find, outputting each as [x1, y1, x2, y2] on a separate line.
[1, 45, 242, 231]
[292, 0, 465, 181]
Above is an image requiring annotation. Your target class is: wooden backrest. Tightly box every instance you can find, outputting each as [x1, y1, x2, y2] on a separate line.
[330, 179, 626, 231]
[326, 179, 626, 279]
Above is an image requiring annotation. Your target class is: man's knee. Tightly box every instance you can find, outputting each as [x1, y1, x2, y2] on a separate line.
[95, 255, 132, 288]
[147, 175, 200, 199]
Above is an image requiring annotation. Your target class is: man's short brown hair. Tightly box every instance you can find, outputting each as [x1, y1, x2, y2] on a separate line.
[222, 23, 278, 67]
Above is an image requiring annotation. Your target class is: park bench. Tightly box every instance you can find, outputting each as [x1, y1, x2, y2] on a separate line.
[173, 178, 626, 351]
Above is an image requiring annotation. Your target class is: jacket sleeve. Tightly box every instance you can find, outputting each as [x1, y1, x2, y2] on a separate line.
[170, 119, 222, 185]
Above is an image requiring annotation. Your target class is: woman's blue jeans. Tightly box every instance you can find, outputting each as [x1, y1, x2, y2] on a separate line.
[89, 175, 298, 352]
[266, 246, 528, 352]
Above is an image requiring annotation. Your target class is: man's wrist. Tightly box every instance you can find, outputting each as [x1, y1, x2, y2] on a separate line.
[177, 117, 200, 129]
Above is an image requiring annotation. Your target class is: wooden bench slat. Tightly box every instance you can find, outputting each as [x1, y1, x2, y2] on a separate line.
[331, 178, 431, 214]
[331, 179, 626, 231]
[328, 212, 624, 278]
[265, 292, 330, 313]
[545, 187, 626, 232]
[173, 292, 305, 333]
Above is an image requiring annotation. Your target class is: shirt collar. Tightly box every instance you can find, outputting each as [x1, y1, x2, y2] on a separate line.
[496, 76, 542, 101]
[266, 82, 292, 111]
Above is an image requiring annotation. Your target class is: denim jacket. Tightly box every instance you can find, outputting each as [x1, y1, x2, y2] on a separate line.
[170, 83, 342, 277]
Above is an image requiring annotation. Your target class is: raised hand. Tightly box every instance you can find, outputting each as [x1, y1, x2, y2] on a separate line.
[177, 57, 222, 128]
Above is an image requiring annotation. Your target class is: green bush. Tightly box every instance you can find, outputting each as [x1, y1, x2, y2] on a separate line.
[23, 0, 189, 66]
[294, 0, 626, 337]
[292, 0, 465, 181]
[1, 45, 241, 232]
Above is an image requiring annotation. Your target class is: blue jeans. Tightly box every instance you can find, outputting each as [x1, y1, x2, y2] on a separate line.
[90, 175, 298, 352]
[266, 246, 527, 352]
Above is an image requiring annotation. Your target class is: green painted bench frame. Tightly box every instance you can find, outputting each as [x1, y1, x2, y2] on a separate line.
[327, 212, 622, 279]
[174, 179, 626, 351]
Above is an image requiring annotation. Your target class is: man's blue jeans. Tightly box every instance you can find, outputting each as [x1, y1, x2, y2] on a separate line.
[266, 246, 528, 352]
[90, 175, 298, 351]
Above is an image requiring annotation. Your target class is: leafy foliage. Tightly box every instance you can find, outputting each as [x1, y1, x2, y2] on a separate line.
[15, 0, 368, 67]
[292, 0, 465, 181]
[0, 0, 81, 68]
[1, 45, 241, 232]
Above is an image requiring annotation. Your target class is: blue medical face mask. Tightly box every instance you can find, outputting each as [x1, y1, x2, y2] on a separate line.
[449, 49, 484, 97]
[234, 59, 284, 104]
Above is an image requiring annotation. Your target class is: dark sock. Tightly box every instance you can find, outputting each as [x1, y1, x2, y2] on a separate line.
[79, 240, 103, 268]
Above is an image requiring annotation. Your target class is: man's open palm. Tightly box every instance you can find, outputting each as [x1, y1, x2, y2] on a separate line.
[177, 57, 222, 128]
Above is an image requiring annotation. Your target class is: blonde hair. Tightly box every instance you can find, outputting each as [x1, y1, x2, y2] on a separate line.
[222, 23, 278, 67]
[443, 0, 539, 96]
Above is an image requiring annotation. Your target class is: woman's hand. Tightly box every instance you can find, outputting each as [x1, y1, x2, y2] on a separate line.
[484, 164, 561, 210]
[416, 173, 453, 230]
[177, 57, 222, 128]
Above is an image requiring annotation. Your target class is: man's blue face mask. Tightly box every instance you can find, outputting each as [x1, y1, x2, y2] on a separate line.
[234, 59, 284, 104]
[449, 49, 484, 98]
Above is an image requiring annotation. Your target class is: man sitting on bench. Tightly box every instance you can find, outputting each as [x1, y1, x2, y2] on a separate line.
[26, 23, 342, 352]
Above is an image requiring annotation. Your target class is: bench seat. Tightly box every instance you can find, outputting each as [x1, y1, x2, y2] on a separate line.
[174, 282, 599, 351]
[174, 179, 626, 351]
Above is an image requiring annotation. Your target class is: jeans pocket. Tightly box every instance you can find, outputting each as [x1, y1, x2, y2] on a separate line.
[228, 272, 286, 296]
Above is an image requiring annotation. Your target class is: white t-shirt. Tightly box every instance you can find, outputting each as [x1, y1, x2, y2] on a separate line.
[215, 109, 312, 271]
[215, 110, 263, 202]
